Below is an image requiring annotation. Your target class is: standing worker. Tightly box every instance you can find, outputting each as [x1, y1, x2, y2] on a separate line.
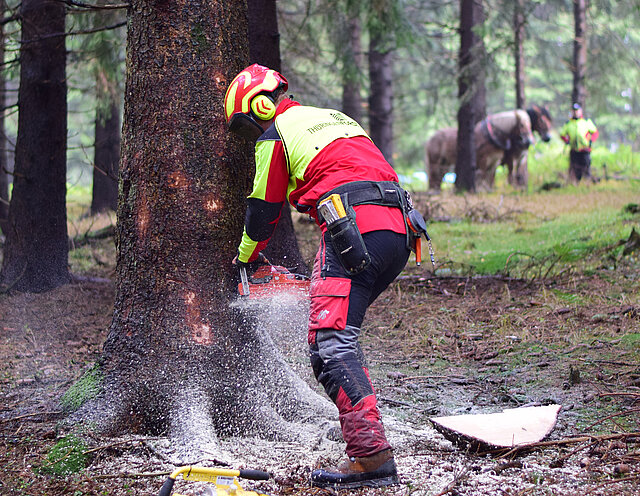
[559, 103, 599, 183]
[224, 64, 423, 489]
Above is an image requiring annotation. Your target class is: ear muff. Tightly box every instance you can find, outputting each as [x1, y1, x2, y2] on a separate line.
[250, 94, 276, 121]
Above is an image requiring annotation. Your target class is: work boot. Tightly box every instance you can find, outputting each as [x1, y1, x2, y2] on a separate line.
[310, 449, 399, 489]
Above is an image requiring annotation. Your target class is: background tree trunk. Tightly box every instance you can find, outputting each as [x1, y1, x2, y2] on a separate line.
[473, 2, 487, 124]
[91, 68, 120, 215]
[0, 0, 69, 292]
[87, 0, 327, 441]
[514, 0, 526, 109]
[456, 0, 485, 193]
[247, 0, 307, 274]
[571, 0, 587, 108]
[368, 33, 394, 165]
[0, 0, 8, 236]
[341, 16, 363, 123]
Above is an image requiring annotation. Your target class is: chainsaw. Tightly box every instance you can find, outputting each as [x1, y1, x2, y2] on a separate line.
[158, 465, 271, 496]
[238, 263, 310, 299]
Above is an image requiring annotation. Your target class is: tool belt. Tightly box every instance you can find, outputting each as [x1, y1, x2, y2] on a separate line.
[316, 181, 412, 275]
[317, 181, 408, 218]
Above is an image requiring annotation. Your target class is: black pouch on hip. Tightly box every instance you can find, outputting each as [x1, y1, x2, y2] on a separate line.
[318, 194, 371, 275]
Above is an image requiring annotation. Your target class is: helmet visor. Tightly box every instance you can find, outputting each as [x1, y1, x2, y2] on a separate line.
[228, 113, 264, 140]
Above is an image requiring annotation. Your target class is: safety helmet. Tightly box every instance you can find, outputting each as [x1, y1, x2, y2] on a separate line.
[224, 63, 288, 139]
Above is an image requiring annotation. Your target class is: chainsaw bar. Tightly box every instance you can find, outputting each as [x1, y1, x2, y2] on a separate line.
[238, 264, 310, 299]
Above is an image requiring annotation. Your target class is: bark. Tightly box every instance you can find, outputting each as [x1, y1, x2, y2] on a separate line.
[0, 0, 69, 292]
[514, 0, 526, 109]
[0, 0, 7, 235]
[341, 16, 363, 123]
[247, 0, 307, 274]
[368, 32, 394, 165]
[571, 0, 587, 108]
[83, 0, 327, 440]
[91, 68, 120, 215]
[456, 0, 485, 192]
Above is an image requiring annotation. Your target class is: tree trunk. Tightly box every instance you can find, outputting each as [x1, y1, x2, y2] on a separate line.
[514, 0, 526, 109]
[368, 33, 394, 165]
[341, 16, 363, 123]
[83, 0, 328, 442]
[91, 68, 120, 215]
[572, 0, 587, 108]
[456, 0, 485, 193]
[473, 2, 487, 123]
[0, 0, 69, 292]
[247, 0, 307, 274]
[0, 0, 8, 235]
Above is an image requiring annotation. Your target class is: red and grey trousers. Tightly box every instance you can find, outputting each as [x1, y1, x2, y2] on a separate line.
[308, 228, 410, 458]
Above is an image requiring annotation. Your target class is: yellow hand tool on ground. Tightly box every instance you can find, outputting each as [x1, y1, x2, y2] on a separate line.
[158, 465, 271, 496]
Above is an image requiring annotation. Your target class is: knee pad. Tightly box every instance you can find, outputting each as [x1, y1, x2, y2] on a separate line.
[316, 325, 361, 363]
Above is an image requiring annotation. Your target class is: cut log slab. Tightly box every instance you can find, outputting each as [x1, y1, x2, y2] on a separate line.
[430, 404, 562, 452]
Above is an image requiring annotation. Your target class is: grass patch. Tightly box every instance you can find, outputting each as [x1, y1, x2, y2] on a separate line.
[526, 141, 640, 190]
[620, 332, 640, 350]
[428, 188, 639, 277]
[550, 289, 585, 305]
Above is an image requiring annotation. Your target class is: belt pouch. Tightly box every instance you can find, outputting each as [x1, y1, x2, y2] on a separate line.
[326, 208, 371, 275]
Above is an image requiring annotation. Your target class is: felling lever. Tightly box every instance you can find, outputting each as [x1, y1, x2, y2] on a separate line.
[238, 264, 310, 299]
[158, 465, 271, 496]
[406, 209, 435, 269]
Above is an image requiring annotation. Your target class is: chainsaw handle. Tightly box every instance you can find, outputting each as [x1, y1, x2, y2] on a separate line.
[239, 469, 270, 480]
[158, 476, 175, 496]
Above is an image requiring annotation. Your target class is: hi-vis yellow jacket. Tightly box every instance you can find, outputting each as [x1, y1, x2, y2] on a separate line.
[560, 117, 599, 152]
[237, 99, 404, 263]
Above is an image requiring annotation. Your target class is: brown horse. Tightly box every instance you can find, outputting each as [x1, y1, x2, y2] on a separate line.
[425, 105, 552, 191]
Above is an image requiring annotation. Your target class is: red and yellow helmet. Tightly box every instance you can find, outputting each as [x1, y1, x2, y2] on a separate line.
[224, 64, 288, 139]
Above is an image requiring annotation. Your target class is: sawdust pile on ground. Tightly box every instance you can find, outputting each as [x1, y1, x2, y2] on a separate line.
[1, 223, 640, 495]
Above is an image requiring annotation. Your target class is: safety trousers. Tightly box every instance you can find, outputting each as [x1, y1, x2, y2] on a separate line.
[569, 150, 592, 182]
[308, 229, 410, 457]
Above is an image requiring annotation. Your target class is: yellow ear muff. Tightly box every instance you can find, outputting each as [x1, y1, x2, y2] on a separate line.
[250, 94, 276, 120]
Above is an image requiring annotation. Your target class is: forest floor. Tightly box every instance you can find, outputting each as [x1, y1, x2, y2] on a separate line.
[1, 192, 639, 496]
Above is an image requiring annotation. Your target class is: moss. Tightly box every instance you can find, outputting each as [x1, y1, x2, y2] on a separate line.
[61, 365, 103, 412]
[190, 23, 209, 53]
[39, 436, 87, 476]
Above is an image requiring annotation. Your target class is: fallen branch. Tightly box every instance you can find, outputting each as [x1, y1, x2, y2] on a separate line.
[582, 408, 640, 432]
[578, 358, 638, 367]
[432, 465, 471, 496]
[593, 475, 640, 487]
[550, 439, 599, 468]
[399, 375, 452, 382]
[0, 411, 62, 424]
[599, 392, 640, 400]
[484, 432, 640, 458]
[83, 437, 163, 455]
[92, 471, 170, 480]
[68, 224, 115, 250]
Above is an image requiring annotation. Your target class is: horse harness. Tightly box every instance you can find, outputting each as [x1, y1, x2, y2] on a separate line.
[481, 116, 513, 151]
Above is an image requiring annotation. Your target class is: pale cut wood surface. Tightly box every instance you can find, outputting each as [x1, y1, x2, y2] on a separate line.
[430, 404, 562, 449]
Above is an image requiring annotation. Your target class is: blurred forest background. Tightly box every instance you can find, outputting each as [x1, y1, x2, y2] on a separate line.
[1, 0, 639, 206]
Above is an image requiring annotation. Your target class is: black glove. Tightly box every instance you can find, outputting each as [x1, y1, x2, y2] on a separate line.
[234, 252, 270, 274]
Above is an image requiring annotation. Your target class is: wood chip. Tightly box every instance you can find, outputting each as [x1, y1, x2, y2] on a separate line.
[430, 404, 562, 451]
